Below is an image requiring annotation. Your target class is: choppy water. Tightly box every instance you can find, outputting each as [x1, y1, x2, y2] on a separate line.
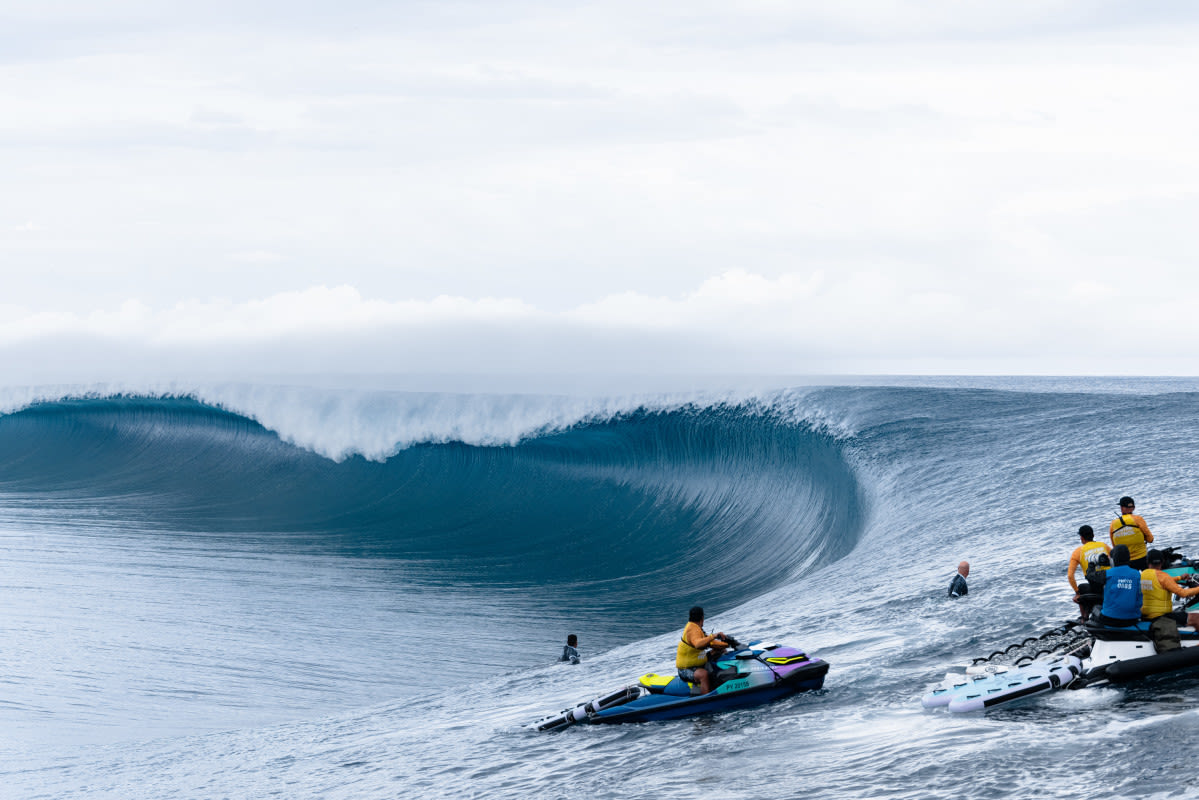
[4, 378, 1199, 799]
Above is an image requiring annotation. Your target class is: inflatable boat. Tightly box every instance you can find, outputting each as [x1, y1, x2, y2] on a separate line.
[535, 641, 828, 731]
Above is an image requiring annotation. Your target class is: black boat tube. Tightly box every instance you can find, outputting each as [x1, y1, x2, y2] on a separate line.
[1104, 647, 1199, 683]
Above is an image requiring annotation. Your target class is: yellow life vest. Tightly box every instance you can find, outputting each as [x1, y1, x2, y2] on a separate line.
[676, 621, 708, 669]
[1141, 568, 1173, 619]
[1112, 514, 1148, 561]
[1080, 540, 1109, 574]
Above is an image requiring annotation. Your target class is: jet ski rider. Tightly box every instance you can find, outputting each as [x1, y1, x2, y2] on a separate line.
[1111, 496, 1154, 571]
[1094, 545, 1142, 627]
[1141, 548, 1199, 631]
[677, 606, 732, 695]
[1068, 525, 1110, 620]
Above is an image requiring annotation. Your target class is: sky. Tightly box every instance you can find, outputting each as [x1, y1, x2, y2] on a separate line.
[4, 1, 1199, 383]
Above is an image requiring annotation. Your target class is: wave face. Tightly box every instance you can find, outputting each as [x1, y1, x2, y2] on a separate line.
[0, 395, 865, 634]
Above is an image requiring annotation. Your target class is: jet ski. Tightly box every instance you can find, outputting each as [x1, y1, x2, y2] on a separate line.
[1078, 614, 1199, 686]
[923, 547, 1199, 712]
[535, 639, 828, 731]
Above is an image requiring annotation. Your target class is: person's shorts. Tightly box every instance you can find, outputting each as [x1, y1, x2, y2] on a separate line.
[678, 667, 703, 683]
[1151, 609, 1189, 625]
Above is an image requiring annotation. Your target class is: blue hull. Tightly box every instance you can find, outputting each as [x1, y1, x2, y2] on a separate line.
[589, 663, 827, 724]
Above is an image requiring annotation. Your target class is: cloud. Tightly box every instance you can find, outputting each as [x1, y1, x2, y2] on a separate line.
[1, 272, 1197, 383]
[2, 3, 1199, 378]
[228, 250, 286, 264]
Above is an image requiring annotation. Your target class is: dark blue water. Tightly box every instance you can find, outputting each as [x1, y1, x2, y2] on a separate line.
[4, 380, 1199, 799]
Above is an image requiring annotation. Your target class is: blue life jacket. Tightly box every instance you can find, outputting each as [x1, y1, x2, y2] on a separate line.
[1100, 564, 1143, 620]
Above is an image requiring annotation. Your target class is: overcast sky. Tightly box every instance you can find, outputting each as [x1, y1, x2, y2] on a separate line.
[3, 1, 1199, 381]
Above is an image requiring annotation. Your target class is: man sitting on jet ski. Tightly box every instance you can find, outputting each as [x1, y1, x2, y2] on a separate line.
[676, 606, 733, 695]
[1070, 525, 1111, 621]
[1140, 548, 1199, 647]
[1094, 545, 1142, 627]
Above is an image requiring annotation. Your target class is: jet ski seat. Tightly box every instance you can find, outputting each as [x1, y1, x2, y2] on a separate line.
[1085, 619, 1153, 640]
[638, 673, 692, 696]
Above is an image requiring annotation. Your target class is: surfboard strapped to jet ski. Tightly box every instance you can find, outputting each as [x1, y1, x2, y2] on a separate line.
[922, 547, 1199, 712]
[534, 640, 828, 731]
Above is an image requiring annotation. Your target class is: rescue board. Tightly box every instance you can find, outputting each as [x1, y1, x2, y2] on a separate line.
[923, 656, 1081, 712]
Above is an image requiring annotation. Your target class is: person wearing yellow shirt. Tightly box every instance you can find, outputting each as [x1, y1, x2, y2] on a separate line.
[1068, 525, 1111, 593]
[1110, 496, 1154, 570]
[1141, 549, 1199, 625]
[676, 606, 731, 695]
[1069, 525, 1110, 621]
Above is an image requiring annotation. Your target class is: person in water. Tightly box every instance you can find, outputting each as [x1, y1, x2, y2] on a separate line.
[676, 606, 731, 695]
[947, 561, 969, 598]
[1140, 549, 1199, 647]
[1094, 544, 1143, 627]
[1068, 525, 1110, 620]
[559, 634, 580, 665]
[1110, 496, 1154, 571]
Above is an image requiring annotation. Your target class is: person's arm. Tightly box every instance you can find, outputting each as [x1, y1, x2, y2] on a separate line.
[1160, 572, 1199, 598]
[1136, 514, 1154, 543]
[1067, 547, 1082, 593]
[687, 627, 727, 650]
[685, 626, 714, 650]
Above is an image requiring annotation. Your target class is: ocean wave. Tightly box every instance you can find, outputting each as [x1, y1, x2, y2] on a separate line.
[0, 394, 867, 625]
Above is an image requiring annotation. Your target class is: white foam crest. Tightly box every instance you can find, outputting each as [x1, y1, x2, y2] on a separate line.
[200, 383, 692, 461]
[767, 388, 865, 440]
[0, 380, 857, 462]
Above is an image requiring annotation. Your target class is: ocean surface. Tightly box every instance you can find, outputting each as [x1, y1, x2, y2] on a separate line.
[4, 377, 1199, 799]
